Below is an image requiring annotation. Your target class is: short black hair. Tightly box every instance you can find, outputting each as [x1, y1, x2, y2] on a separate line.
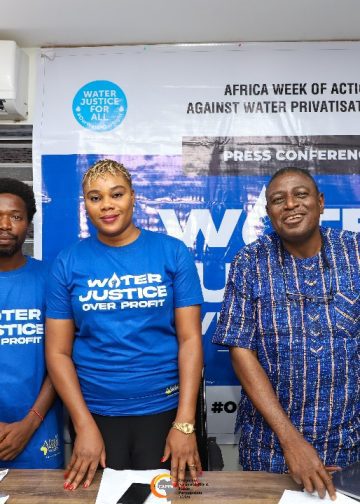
[266, 167, 320, 199]
[0, 178, 36, 222]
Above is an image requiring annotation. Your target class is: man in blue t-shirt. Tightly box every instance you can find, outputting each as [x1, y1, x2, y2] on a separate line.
[0, 178, 63, 468]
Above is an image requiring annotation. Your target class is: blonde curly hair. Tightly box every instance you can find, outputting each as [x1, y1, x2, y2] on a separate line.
[82, 159, 132, 189]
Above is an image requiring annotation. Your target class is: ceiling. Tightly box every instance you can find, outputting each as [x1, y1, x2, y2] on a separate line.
[1, 0, 360, 48]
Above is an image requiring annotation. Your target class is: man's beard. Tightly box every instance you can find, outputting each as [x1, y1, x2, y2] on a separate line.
[0, 239, 22, 257]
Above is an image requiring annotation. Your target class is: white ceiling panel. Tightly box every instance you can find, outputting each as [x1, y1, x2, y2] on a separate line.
[0, 0, 359, 48]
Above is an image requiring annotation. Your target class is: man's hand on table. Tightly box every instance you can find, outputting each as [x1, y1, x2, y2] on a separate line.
[282, 432, 339, 500]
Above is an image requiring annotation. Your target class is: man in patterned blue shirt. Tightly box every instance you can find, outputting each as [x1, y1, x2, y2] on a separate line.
[213, 167, 359, 500]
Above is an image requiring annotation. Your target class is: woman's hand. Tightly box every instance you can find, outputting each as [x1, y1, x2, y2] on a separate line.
[171, 305, 203, 488]
[64, 422, 106, 490]
[46, 318, 106, 490]
[162, 429, 201, 489]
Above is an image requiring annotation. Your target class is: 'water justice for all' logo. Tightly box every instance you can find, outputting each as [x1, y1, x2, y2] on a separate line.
[72, 80, 127, 131]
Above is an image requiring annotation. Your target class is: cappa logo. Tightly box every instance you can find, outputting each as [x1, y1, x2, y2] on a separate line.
[72, 80, 127, 132]
[150, 473, 175, 500]
[40, 434, 60, 458]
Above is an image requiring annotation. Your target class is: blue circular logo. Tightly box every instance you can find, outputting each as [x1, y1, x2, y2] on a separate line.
[72, 80, 127, 131]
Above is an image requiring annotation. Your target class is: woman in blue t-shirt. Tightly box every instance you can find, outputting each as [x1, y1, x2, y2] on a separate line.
[46, 159, 204, 491]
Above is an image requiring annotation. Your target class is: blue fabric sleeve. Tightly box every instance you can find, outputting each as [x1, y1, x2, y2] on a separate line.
[173, 240, 203, 308]
[46, 252, 74, 319]
[212, 249, 257, 349]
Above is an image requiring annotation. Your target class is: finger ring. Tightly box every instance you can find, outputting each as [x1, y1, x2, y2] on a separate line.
[188, 464, 196, 468]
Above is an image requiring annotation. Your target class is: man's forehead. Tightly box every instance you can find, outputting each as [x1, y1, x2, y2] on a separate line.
[267, 172, 317, 195]
[0, 193, 26, 209]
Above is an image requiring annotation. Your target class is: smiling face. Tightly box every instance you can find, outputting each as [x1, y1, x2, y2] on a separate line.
[266, 171, 324, 256]
[0, 193, 28, 259]
[84, 173, 138, 246]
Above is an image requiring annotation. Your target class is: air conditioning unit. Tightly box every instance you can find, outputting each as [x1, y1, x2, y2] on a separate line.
[0, 41, 29, 120]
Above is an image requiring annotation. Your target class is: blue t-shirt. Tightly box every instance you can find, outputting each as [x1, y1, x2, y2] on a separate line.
[0, 257, 64, 469]
[47, 229, 203, 416]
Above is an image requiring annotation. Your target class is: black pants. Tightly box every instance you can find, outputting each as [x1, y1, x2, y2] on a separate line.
[69, 408, 177, 470]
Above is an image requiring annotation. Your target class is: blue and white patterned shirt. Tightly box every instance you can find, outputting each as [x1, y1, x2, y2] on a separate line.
[213, 227, 360, 472]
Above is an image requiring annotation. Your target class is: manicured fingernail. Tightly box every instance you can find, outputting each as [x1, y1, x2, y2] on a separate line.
[172, 482, 178, 488]
[83, 482, 89, 489]
[69, 484, 74, 491]
[194, 479, 200, 486]
[160, 457, 165, 462]
[64, 482, 70, 490]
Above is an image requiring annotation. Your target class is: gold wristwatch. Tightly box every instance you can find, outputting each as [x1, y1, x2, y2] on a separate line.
[172, 422, 195, 434]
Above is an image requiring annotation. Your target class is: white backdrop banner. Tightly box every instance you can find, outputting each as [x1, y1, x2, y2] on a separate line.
[33, 42, 360, 437]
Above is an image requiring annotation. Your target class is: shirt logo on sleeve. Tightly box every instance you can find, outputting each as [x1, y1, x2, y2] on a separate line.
[78, 272, 168, 311]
